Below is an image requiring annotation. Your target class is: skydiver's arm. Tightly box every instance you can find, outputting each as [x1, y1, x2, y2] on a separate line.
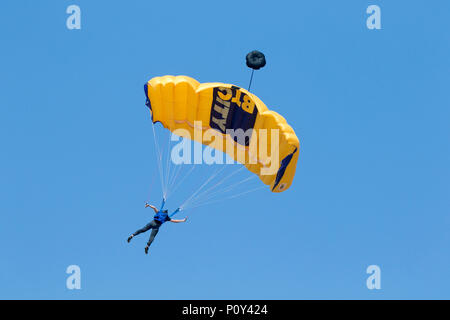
[170, 217, 188, 223]
[145, 203, 159, 214]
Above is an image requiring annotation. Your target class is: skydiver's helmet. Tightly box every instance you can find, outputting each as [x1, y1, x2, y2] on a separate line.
[162, 210, 168, 214]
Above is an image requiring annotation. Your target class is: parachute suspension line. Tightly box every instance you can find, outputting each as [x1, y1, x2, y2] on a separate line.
[226, 185, 265, 199]
[186, 172, 256, 206]
[166, 137, 189, 196]
[186, 185, 266, 210]
[179, 166, 224, 209]
[167, 162, 183, 196]
[146, 166, 158, 201]
[187, 174, 257, 208]
[220, 175, 257, 194]
[165, 136, 190, 199]
[180, 165, 227, 209]
[185, 166, 246, 206]
[163, 130, 173, 198]
[247, 69, 255, 91]
[151, 122, 165, 196]
[167, 164, 196, 200]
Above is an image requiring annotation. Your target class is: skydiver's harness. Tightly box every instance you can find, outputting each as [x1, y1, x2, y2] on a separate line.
[153, 198, 181, 225]
[154, 211, 169, 224]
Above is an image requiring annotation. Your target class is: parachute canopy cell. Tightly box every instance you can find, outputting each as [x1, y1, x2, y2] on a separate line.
[144, 76, 299, 192]
[246, 50, 266, 70]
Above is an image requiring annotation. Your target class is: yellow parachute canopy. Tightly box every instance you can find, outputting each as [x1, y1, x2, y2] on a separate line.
[144, 75, 299, 192]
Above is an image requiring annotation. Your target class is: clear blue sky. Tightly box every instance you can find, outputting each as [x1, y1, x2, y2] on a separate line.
[1, 0, 449, 299]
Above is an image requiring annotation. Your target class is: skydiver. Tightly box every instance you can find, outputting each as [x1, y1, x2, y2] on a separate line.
[127, 199, 187, 254]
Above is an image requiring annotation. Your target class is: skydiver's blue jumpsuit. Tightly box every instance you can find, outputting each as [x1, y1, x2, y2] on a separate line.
[132, 198, 180, 247]
[133, 211, 171, 247]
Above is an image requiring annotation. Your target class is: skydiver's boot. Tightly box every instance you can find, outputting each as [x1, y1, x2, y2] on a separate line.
[145, 246, 149, 254]
[127, 234, 134, 243]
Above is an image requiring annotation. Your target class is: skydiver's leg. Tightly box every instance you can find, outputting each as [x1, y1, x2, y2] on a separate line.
[134, 223, 152, 236]
[128, 223, 152, 242]
[147, 228, 159, 247]
[144, 227, 159, 254]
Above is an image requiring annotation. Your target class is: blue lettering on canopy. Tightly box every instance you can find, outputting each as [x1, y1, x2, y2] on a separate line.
[210, 86, 258, 146]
